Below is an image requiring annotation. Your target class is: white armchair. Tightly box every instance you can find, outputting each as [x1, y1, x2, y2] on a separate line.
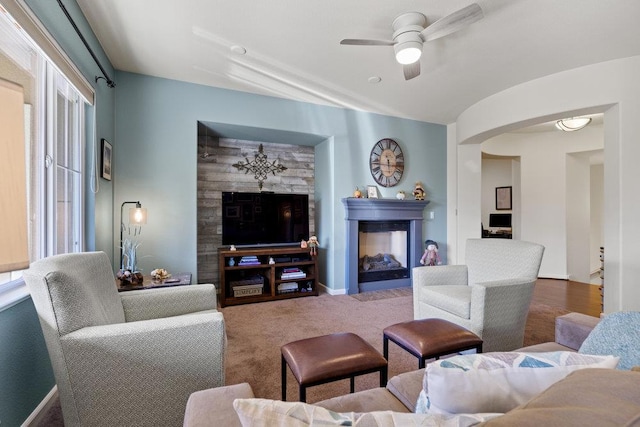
[24, 252, 226, 427]
[413, 239, 544, 352]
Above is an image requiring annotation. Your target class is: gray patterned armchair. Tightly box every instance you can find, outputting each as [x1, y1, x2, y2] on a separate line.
[413, 239, 544, 352]
[24, 252, 226, 427]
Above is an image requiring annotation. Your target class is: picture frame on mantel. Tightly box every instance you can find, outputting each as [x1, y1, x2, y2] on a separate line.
[367, 185, 378, 198]
[496, 186, 512, 210]
[101, 138, 112, 181]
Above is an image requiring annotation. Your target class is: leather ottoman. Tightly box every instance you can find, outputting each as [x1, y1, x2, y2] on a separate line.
[281, 332, 388, 402]
[383, 318, 483, 369]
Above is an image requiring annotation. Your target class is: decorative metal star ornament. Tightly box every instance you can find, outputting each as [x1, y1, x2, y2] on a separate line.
[232, 144, 288, 190]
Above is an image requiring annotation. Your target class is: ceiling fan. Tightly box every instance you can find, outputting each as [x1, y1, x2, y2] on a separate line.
[340, 3, 483, 80]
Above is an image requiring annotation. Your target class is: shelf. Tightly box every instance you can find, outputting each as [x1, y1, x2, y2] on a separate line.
[219, 246, 318, 307]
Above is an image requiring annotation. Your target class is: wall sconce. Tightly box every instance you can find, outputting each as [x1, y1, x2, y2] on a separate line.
[120, 201, 147, 269]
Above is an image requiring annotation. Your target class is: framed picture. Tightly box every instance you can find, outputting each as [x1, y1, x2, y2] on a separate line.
[367, 185, 378, 199]
[101, 139, 112, 181]
[496, 186, 512, 210]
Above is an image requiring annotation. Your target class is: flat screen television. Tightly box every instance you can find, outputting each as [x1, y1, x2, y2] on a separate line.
[489, 213, 512, 228]
[221, 192, 310, 247]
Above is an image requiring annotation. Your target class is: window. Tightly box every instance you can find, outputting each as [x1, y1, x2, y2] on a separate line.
[0, 5, 89, 308]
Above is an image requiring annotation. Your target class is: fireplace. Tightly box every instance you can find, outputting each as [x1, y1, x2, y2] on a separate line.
[358, 220, 409, 283]
[343, 198, 429, 294]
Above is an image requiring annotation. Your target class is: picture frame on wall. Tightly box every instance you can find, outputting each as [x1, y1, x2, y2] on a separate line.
[101, 139, 112, 181]
[367, 185, 378, 199]
[496, 186, 512, 210]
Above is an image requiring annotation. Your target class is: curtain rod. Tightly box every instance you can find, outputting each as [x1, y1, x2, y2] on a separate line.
[56, 0, 115, 88]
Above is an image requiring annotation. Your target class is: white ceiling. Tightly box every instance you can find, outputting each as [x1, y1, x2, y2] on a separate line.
[76, 0, 640, 125]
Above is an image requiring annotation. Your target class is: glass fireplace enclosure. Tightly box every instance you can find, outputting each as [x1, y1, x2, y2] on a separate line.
[358, 221, 410, 283]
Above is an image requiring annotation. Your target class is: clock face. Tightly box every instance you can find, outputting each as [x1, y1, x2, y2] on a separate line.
[369, 138, 404, 187]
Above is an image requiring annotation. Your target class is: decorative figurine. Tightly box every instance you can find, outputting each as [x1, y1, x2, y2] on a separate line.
[396, 190, 406, 200]
[150, 268, 171, 281]
[308, 235, 319, 256]
[301, 239, 308, 248]
[420, 239, 442, 266]
[413, 182, 426, 200]
[354, 187, 363, 198]
[230, 244, 237, 251]
[268, 257, 275, 265]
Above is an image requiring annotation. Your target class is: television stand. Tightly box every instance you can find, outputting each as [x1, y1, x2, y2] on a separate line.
[218, 246, 318, 307]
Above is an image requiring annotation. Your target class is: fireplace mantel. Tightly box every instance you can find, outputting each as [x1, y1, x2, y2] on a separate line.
[342, 198, 429, 294]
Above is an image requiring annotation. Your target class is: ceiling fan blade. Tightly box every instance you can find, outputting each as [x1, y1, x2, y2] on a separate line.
[340, 39, 395, 46]
[403, 62, 420, 80]
[421, 3, 483, 42]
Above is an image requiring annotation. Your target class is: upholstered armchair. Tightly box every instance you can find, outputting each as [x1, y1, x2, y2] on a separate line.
[24, 252, 226, 427]
[413, 239, 544, 352]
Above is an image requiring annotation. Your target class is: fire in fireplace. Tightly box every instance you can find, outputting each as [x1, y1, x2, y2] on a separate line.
[358, 221, 409, 283]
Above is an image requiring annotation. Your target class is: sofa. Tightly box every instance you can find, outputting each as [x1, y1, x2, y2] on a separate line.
[183, 312, 640, 426]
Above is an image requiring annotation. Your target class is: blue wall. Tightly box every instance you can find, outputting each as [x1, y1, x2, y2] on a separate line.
[114, 72, 447, 289]
[0, 300, 55, 427]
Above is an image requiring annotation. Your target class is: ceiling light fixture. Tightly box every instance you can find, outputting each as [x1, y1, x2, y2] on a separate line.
[393, 32, 423, 65]
[395, 42, 422, 64]
[555, 117, 592, 132]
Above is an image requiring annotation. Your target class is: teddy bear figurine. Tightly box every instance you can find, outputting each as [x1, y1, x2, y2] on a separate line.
[413, 182, 426, 200]
[420, 239, 442, 266]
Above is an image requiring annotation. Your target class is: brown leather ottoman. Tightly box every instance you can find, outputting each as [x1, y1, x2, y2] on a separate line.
[383, 318, 483, 369]
[281, 332, 388, 402]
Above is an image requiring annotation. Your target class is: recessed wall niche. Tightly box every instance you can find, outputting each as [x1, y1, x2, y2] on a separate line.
[197, 134, 315, 285]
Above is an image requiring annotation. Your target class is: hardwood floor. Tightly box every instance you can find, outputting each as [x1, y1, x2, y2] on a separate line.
[533, 278, 602, 317]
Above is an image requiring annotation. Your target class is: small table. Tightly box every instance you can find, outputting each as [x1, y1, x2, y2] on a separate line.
[383, 318, 483, 369]
[281, 332, 388, 402]
[117, 272, 192, 292]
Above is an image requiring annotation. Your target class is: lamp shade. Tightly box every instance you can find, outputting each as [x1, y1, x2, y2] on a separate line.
[0, 79, 29, 273]
[129, 206, 147, 225]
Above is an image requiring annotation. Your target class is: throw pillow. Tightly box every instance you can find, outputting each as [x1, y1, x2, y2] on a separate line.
[579, 311, 640, 370]
[415, 351, 619, 415]
[232, 398, 502, 427]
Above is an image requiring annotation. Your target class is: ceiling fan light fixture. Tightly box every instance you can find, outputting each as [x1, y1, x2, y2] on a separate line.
[394, 41, 422, 64]
[555, 117, 592, 132]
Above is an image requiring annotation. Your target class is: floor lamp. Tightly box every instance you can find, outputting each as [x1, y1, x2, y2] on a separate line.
[120, 201, 147, 270]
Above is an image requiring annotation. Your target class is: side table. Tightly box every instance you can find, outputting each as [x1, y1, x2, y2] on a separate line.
[117, 272, 192, 292]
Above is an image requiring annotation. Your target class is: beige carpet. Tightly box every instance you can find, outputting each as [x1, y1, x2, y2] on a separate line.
[35, 289, 568, 425]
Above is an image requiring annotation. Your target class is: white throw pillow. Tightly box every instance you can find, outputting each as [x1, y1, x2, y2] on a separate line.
[415, 351, 619, 415]
[233, 398, 502, 427]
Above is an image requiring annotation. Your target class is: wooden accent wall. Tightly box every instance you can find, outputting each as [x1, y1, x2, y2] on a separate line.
[197, 136, 315, 285]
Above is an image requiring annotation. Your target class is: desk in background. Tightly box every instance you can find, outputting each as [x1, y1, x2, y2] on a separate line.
[483, 231, 512, 239]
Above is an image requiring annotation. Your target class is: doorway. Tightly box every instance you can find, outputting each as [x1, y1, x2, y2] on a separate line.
[479, 116, 604, 283]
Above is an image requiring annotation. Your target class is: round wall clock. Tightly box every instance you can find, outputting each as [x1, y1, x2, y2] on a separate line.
[369, 138, 404, 187]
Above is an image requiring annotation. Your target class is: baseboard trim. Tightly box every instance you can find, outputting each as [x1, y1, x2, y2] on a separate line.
[539, 274, 570, 280]
[22, 385, 58, 427]
[317, 282, 346, 295]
